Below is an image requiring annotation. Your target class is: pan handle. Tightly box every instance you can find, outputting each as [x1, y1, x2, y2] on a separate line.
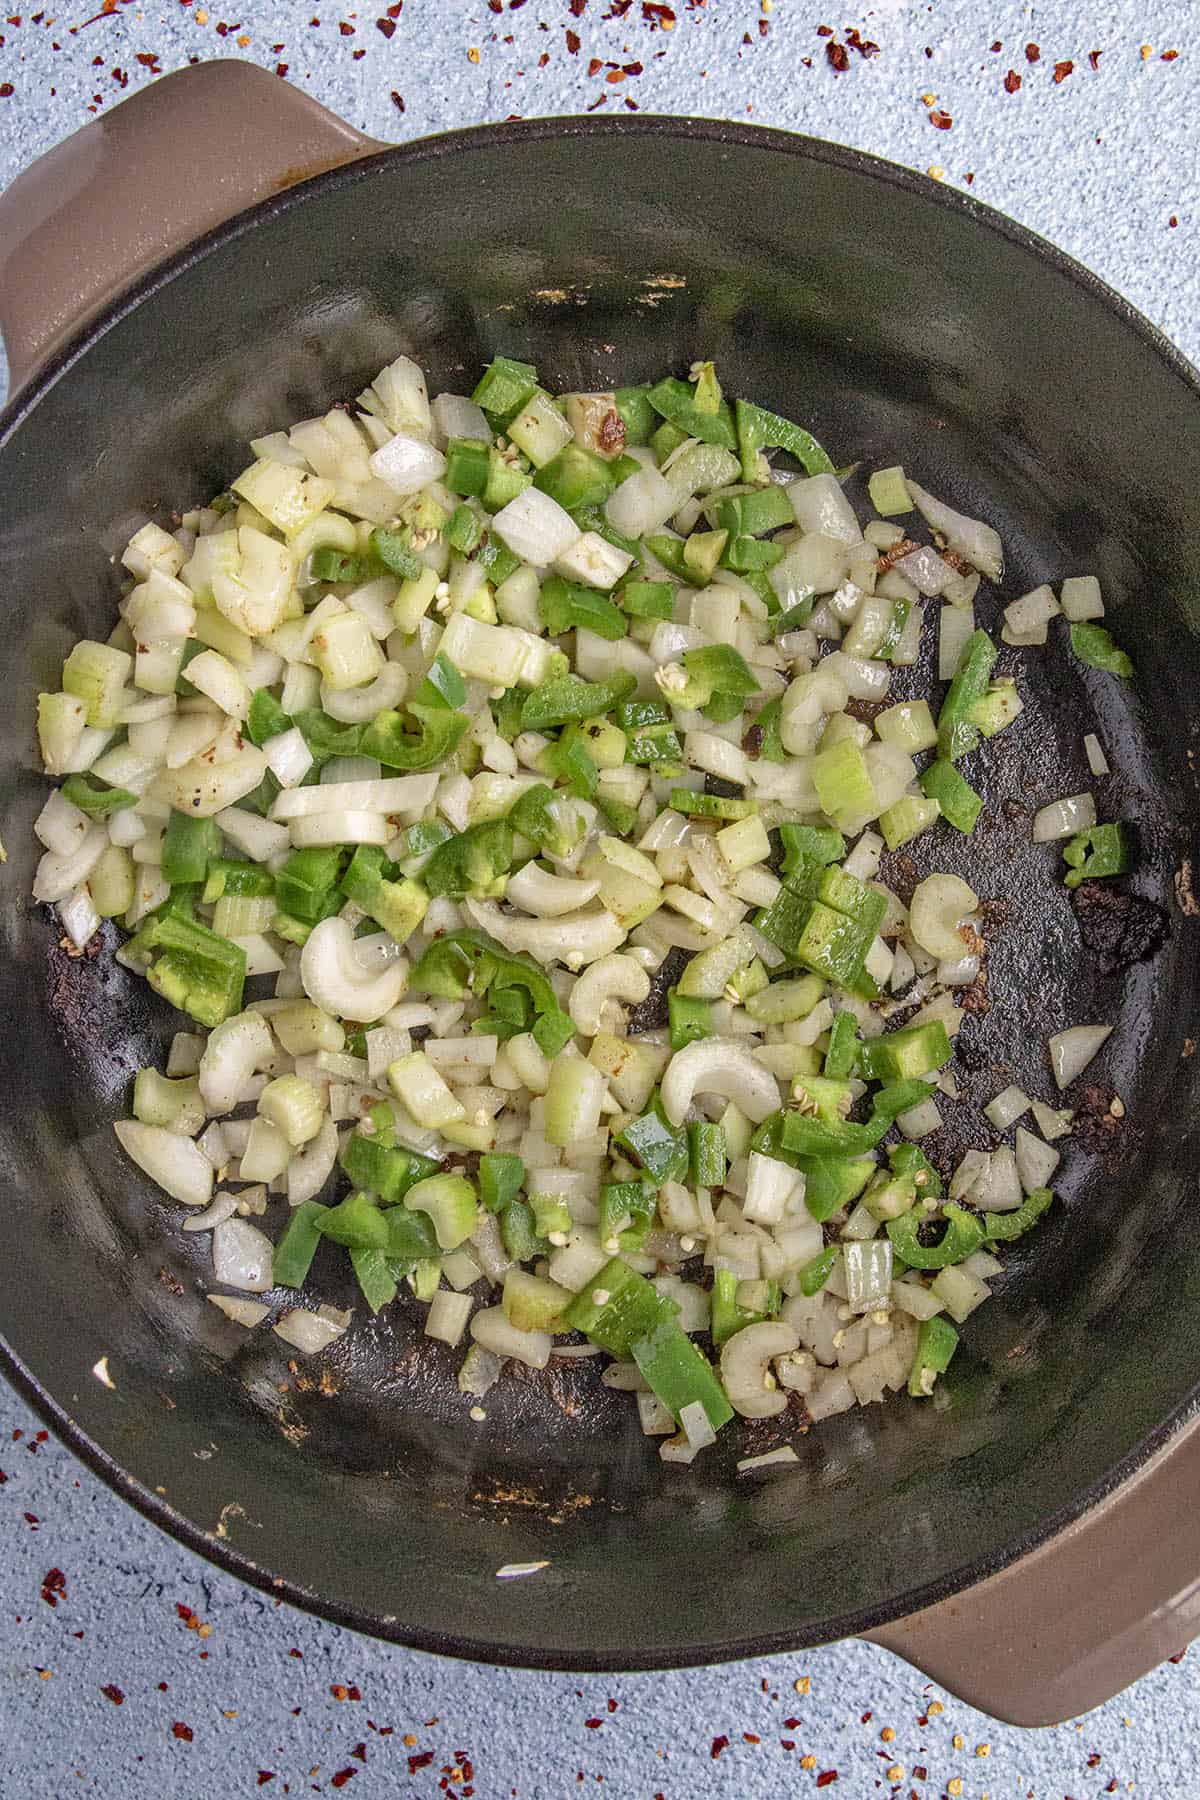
[864, 1411, 1200, 1726]
[0, 59, 383, 399]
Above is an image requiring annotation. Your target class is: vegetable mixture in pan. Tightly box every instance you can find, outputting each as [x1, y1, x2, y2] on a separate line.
[31, 351, 1141, 1464]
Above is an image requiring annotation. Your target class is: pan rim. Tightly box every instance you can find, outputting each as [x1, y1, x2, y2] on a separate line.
[3, 109, 1199, 1669]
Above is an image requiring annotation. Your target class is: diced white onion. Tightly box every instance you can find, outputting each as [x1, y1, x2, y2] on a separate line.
[1048, 1023, 1112, 1090]
[1032, 792, 1096, 842]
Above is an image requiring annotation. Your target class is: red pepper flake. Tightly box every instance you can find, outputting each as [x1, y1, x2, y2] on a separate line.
[12, 1429, 24, 1440]
[275, 63, 288, 75]
[41, 1568, 67, 1608]
[339, 19, 354, 32]
[101, 1684, 125, 1705]
[990, 39, 1001, 51]
[781, 1739, 796, 1751]
[1003, 69, 1021, 91]
[606, 1699, 618, 1713]
[605, 67, 625, 81]
[377, 16, 395, 34]
[861, 1713, 873, 1724]
[288, 1648, 303, 1658]
[0, 1470, 7, 1483]
[565, 27, 580, 49]
[350, 1744, 367, 1763]
[784, 1718, 802, 1730]
[176, 1604, 195, 1623]
[1162, 48, 1179, 61]
[352, 47, 364, 58]
[845, 27, 879, 57]
[256, 1776, 275, 1787]
[710, 1736, 730, 1760]
[537, 50, 549, 64]
[157, 1682, 168, 1692]
[816, 1775, 839, 1790]
[623, 59, 642, 74]
[330, 1773, 356, 1789]
[1169, 214, 1179, 227]
[815, 23, 832, 35]
[929, 108, 952, 128]
[24, 1512, 38, 1528]
[642, 1, 674, 23]
[1089, 48, 1102, 69]
[743, 1732, 761, 1744]
[569, 0, 587, 12]
[171, 1721, 194, 1742]
[913, 1769, 927, 1782]
[585, 91, 606, 109]
[584, 1718, 603, 1729]
[587, 54, 601, 72]
[1053, 59, 1073, 82]
[825, 40, 848, 72]
[387, 0, 402, 11]
[408, 1752, 435, 1775]
[1025, 41, 1040, 61]
[390, 90, 405, 110]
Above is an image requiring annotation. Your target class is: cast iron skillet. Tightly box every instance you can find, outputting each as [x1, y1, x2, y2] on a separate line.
[2, 66, 1199, 1726]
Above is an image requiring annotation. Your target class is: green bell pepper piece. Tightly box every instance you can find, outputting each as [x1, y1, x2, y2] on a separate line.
[614, 1095, 690, 1186]
[937, 629, 998, 762]
[359, 703, 467, 771]
[734, 397, 836, 484]
[1062, 823, 1131, 889]
[1070, 622, 1134, 679]
[983, 1186, 1053, 1242]
[907, 1314, 959, 1398]
[272, 1201, 329, 1288]
[479, 1152, 525, 1214]
[407, 928, 575, 1055]
[60, 773, 137, 817]
[887, 1202, 985, 1270]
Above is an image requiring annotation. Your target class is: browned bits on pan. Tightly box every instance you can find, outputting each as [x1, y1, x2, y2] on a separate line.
[876, 537, 919, 573]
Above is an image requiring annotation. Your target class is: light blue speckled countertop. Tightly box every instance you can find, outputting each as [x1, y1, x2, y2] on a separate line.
[1, 3, 1197, 1794]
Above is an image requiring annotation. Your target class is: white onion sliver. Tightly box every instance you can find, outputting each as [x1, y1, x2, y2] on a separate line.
[1048, 1023, 1112, 1090]
[1032, 792, 1097, 843]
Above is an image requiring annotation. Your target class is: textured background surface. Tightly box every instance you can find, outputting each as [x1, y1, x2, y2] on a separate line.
[1, 2, 1197, 1794]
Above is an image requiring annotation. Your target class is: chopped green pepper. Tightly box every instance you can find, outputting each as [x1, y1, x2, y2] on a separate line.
[538, 576, 627, 641]
[359, 704, 467, 771]
[126, 907, 245, 1028]
[60, 773, 137, 817]
[340, 1130, 440, 1206]
[858, 1020, 953, 1084]
[645, 376, 738, 450]
[421, 819, 513, 900]
[907, 1314, 959, 1397]
[479, 1152, 525, 1214]
[272, 1201, 329, 1287]
[886, 1202, 985, 1270]
[1062, 823, 1131, 889]
[161, 811, 221, 887]
[734, 397, 836, 484]
[798, 1244, 840, 1296]
[614, 1095, 690, 1186]
[668, 990, 713, 1051]
[936, 629, 998, 763]
[564, 1256, 680, 1356]
[274, 846, 345, 925]
[518, 671, 636, 732]
[920, 759, 983, 833]
[407, 928, 575, 1055]
[983, 1186, 1053, 1242]
[1070, 621, 1134, 679]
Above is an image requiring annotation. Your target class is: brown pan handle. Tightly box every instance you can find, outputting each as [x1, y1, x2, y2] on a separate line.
[0, 59, 384, 398]
[865, 1412, 1200, 1726]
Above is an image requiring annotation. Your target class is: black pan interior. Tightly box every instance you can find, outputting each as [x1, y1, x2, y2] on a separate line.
[1, 120, 1198, 1666]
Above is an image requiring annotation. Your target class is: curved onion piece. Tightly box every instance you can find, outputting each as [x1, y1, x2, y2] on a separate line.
[463, 898, 624, 971]
[300, 916, 410, 1022]
[113, 1119, 214, 1207]
[908, 873, 978, 961]
[286, 1116, 340, 1206]
[719, 1321, 800, 1419]
[207, 1293, 270, 1327]
[320, 662, 408, 725]
[32, 825, 108, 903]
[906, 479, 1004, 583]
[470, 1305, 551, 1369]
[159, 741, 268, 817]
[568, 953, 652, 1037]
[504, 861, 601, 919]
[659, 1038, 780, 1129]
[182, 1191, 240, 1232]
[198, 1009, 274, 1116]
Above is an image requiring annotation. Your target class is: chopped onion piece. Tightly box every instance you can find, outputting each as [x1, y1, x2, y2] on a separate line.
[273, 1308, 349, 1353]
[207, 1294, 270, 1327]
[1084, 733, 1110, 777]
[1031, 1098, 1074, 1141]
[737, 1446, 799, 1473]
[1048, 1023, 1113, 1090]
[1015, 1126, 1060, 1194]
[212, 1218, 274, 1292]
[984, 1085, 1030, 1131]
[1032, 792, 1097, 843]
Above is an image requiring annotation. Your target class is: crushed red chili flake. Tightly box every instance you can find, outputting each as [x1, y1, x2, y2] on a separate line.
[826, 40, 848, 71]
[41, 1569, 67, 1608]
[330, 1774, 356, 1789]
[929, 109, 952, 128]
[1004, 69, 1021, 91]
[171, 1721, 194, 1742]
[569, 0, 587, 13]
[606, 1699, 618, 1714]
[1053, 59, 1073, 81]
[135, 50, 160, 68]
[584, 1718, 603, 1729]
[288, 1648, 304, 1658]
[606, 67, 625, 81]
[845, 27, 879, 57]
[743, 1732, 761, 1744]
[24, 1512, 38, 1528]
[377, 16, 395, 34]
[408, 1752, 435, 1775]
[781, 1739, 796, 1751]
[816, 1775, 839, 1789]
[339, 19, 354, 32]
[783, 1717, 802, 1729]
[1162, 47, 1179, 61]
[0, 1470, 7, 1483]
[711, 1736, 730, 1759]
[816, 23, 832, 35]
[275, 62, 288, 74]
[643, 1, 674, 22]
[587, 54, 601, 72]
[101, 1684, 125, 1705]
[1089, 48, 1102, 68]
[913, 1768, 927, 1781]
[390, 90, 405, 110]
[256, 1776, 275, 1788]
[990, 38, 1001, 50]
[1025, 41, 1040, 61]
[565, 26, 580, 49]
